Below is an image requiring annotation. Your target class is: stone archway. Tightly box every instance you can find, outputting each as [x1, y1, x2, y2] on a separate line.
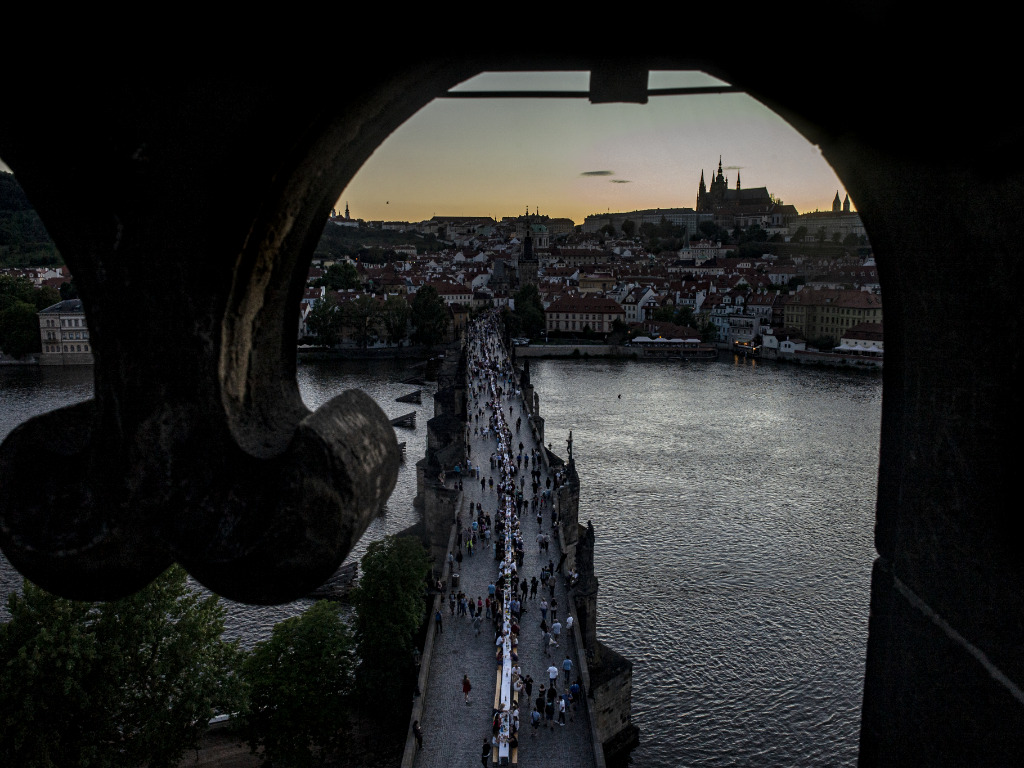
[2, 47, 1021, 766]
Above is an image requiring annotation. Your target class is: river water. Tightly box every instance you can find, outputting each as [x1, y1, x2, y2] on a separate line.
[0, 353, 880, 766]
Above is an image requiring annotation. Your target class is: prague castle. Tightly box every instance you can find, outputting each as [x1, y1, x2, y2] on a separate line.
[696, 156, 797, 230]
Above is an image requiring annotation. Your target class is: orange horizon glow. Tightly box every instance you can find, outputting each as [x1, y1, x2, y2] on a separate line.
[336, 71, 854, 227]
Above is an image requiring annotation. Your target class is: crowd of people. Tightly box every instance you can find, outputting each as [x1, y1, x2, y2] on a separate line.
[450, 313, 585, 766]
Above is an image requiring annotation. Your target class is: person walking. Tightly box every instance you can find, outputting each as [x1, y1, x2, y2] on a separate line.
[434, 609, 443, 635]
[562, 655, 573, 684]
[463, 674, 472, 704]
[547, 662, 559, 689]
[481, 737, 491, 766]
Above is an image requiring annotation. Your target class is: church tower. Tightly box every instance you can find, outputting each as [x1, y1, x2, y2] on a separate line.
[833, 191, 842, 212]
[517, 218, 539, 289]
[843, 194, 851, 213]
[697, 170, 708, 211]
[707, 156, 729, 209]
[736, 169, 742, 190]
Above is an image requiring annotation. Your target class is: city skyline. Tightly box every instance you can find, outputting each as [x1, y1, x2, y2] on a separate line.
[337, 71, 853, 226]
[1, 72, 853, 228]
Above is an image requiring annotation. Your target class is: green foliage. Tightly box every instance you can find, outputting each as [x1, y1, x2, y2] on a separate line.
[0, 566, 241, 768]
[240, 601, 356, 768]
[698, 220, 722, 241]
[342, 294, 381, 349]
[500, 306, 522, 338]
[323, 262, 361, 291]
[739, 225, 768, 244]
[306, 297, 341, 347]
[0, 300, 41, 357]
[620, 218, 636, 238]
[410, 286, 449, 349]
[0, 273, 38, 311]
[312, 221, 443, 263]
[651, 304, 676, 323]
[380, 294, 411, 345]
[791, 225, 808, 243]
[0, 274, 62, 357]
[676, 306, 696, 328]
[512, 283, 545, 338]
[350, 535, 430, 711]
[0, 171, 61, 267]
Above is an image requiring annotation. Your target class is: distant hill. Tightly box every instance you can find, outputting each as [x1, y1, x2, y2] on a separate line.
[314, 221, 444, 263]
[2, 171, 443, 270]
[0, 171, 62, 268]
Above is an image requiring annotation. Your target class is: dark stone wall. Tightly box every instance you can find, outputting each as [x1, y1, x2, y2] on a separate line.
[0, 33, 1020, 763]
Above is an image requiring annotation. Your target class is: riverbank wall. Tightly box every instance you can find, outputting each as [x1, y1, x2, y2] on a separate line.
[515, 344, 632, 358]
[411, 339, 468, 569]
[545, 451, 640, 763]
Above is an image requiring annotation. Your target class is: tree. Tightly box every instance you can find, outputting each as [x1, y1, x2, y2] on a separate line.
[791, 225, 808, 243]
[651, 304, 676, 323]
[306, 297, 341, 347]
[620, 218, 636, 238]
[323, 261, 361, 291]
[240, 601, 357, 768]
[380, 294, 410, 346]
[410, 285, 449, 349]
[676, 306, 696, 328]
[0, 566, 241, 768]
[698, 220, 720, 241]
[513, 283, 545, 338]
[342, 294, 381, 349]
[0, 300, 40, 357]
[350, 535, 430, 712]
[1, 275, 66, 357]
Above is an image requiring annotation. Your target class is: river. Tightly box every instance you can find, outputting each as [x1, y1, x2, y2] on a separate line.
[0, 353, 880, 766]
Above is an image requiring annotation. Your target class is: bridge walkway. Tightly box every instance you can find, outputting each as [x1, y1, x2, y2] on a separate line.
[411, 334, 596, 768]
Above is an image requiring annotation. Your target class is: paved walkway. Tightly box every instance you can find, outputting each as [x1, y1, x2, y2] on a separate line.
[412, 326, 596, 768]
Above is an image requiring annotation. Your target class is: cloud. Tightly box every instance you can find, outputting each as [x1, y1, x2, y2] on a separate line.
[610, 179, 632, 184]
[581, 170, 614, 176]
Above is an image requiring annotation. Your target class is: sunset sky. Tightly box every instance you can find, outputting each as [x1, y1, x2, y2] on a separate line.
[337, 71, 852, 225]
[1, 72, 851, 227]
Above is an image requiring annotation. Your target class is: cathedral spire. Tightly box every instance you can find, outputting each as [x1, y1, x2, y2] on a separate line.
[736, 169, 741, 190]
[833, 190, 842, 212]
